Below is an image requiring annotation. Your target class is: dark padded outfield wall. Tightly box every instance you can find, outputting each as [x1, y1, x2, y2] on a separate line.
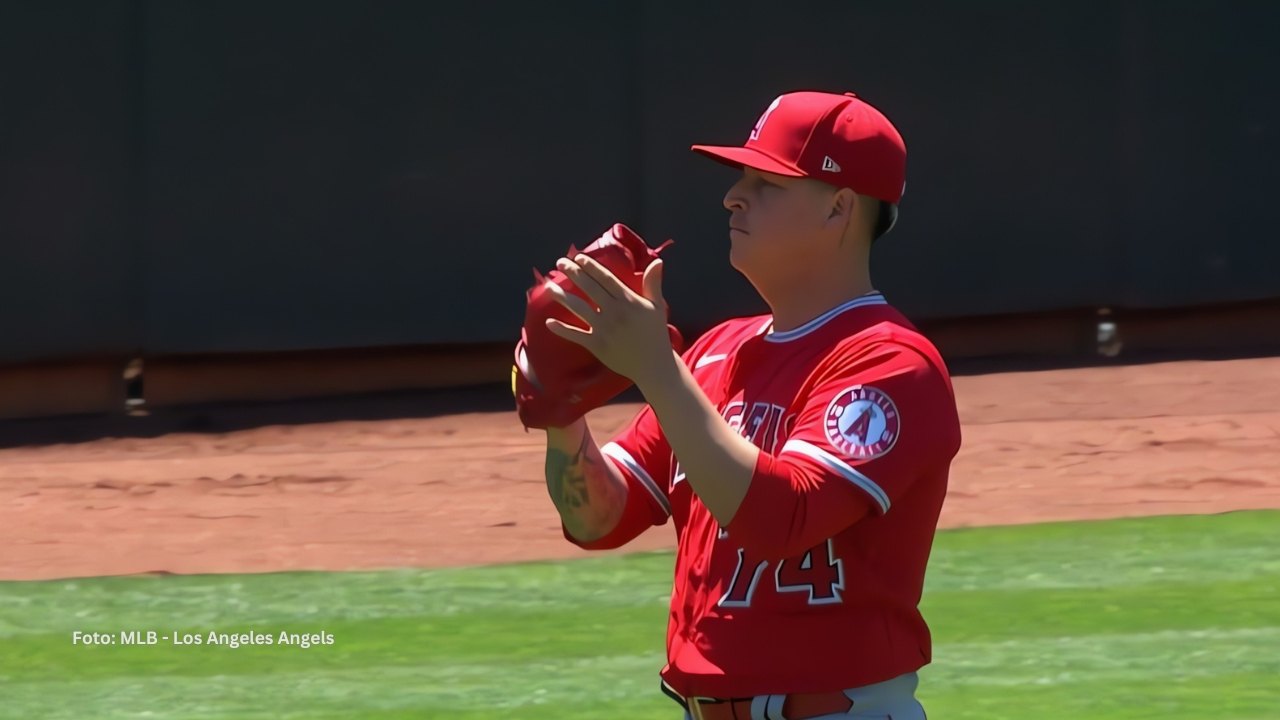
[1110, 3, 1280, 309]
[0, 1, 141, 365]
[141, 0, 638, 354]
[640, 0, 1280, 329]
[0, 1, 1277, 363]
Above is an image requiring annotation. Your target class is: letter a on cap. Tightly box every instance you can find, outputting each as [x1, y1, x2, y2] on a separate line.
[822, 156, 842, 173]
[750, 96, 783, 141]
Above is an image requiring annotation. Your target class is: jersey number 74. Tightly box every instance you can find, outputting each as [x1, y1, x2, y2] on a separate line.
[718, 538, 845, 607]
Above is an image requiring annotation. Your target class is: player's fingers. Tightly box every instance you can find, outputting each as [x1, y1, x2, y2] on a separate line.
[572, 254, 633, 302]
[642, 259, 665, 308]
[555, 257, 616, 308]
[545, 281, 598, 325]
[544, 318, 594, 348]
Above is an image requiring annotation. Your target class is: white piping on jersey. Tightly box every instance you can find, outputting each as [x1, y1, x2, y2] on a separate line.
[694, 353, 728, 369]
[761, 291, 887, 343]
[601, 442, 672, 517]
[780, 438, 891, 513]
[756, 692, 788, 719]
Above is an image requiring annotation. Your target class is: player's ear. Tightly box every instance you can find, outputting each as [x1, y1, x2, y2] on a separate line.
[826, 187, 856, 225]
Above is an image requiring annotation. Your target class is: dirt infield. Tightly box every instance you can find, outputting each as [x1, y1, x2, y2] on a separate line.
[2, 356, 1278, 581]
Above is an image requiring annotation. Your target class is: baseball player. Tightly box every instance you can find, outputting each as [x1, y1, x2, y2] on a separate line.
[536, 90, 961, 720]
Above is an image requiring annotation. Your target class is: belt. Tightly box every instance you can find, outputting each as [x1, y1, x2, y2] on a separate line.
[662, 682, 853, 720]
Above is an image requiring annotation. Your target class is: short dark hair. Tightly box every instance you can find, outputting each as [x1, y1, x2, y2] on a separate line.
[871, 201, 898, 243]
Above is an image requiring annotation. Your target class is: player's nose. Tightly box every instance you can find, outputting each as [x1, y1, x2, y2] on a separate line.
[723, 184, 747, 213]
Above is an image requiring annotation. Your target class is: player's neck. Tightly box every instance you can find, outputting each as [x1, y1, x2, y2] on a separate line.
[761, 264, 876, 334]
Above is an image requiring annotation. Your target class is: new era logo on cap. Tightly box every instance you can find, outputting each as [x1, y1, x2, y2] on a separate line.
[822, 156, 841, 173]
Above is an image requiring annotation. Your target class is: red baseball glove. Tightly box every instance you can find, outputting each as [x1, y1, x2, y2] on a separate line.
[512, 223, 682, 430]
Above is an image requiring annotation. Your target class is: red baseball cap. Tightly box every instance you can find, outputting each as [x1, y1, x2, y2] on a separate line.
[691, 91, 907, 205]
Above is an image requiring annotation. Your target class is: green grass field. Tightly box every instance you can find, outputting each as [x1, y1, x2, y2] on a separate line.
[1, 511, 1276, 719]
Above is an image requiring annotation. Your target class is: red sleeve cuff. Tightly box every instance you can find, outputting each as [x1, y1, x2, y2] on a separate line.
[725, 451, 871, 560]
[723, 452, 794, 558]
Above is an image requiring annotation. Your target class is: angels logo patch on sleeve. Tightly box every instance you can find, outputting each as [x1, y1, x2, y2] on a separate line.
[823, 385, 900, 460]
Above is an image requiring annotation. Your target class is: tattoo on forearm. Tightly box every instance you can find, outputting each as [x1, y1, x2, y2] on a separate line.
[563, 466, 589, 507]
[547, 431, 592, 510]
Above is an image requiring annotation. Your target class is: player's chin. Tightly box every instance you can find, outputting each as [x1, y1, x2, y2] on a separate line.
[727, 240, 756, 273]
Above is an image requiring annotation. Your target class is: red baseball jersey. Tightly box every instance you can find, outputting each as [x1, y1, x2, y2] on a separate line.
[563, 291, 962, 699]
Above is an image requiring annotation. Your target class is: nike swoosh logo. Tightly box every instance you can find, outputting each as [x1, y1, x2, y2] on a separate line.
[694, 353, 728, 369]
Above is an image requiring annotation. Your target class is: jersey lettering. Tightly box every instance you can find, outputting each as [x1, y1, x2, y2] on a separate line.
[729, 401, 788, 451]
[675, 402, 790, 490]
[724, 401, 746, 435]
